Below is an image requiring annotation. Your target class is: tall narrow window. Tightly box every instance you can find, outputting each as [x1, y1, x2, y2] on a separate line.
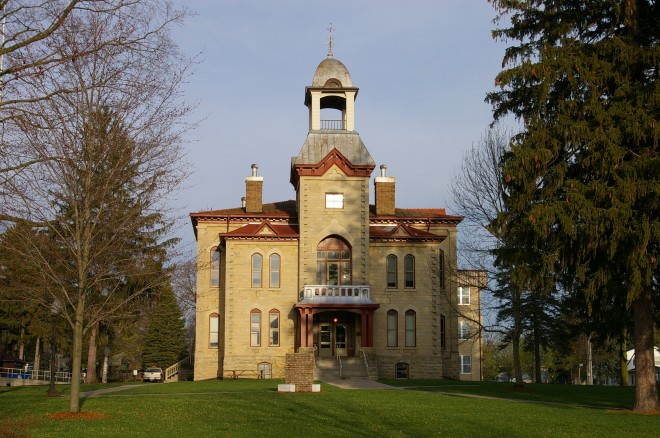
[458, 286, 470, 305]
[269, 310, 280, 346]
[269, 254, 280, 288]
[459, 321, 472, 340]
[316, 236, 351, 285]
[405, 310, 416, 347]
[251, 254, 262, 288]
[404, 255, 415, 288]
[250, 309, 261, 346]
[438, 250, 445, 289]
[461, 355, 472, 374]
[440, 314, 446, 349]
[209, 313, 219, 348]
[386, 255, 397, 288]
[387, 310, 398, 347]
[211, 247, 220, 287]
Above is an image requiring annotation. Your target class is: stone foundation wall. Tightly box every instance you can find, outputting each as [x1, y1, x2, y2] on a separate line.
[377, 354, 443, 380]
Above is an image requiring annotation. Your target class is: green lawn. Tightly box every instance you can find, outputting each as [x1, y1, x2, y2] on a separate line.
[0, 380, 657, 437]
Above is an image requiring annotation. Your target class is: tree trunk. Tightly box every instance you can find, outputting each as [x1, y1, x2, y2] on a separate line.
[620, 330, 629, 386]
[101, 347, 109, 384]
[632, 288, 659, 412]
[69, 298, 85, 413]
[33, 337, 41, 380]
[85, 320, 99, 384]
[533, 317, 541, 383]
[586, 334, 593, 385]
[18, 328, 25, 361]
[511, 288, 523, 388]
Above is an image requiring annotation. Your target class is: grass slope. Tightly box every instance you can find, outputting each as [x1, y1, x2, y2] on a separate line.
[0, 380, 657, 437]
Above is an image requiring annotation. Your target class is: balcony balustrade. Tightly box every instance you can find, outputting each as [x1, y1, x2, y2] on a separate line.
[299, 285, 372, 304]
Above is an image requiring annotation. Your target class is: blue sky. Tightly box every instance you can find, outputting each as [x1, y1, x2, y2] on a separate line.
[171, 1, 511, 256]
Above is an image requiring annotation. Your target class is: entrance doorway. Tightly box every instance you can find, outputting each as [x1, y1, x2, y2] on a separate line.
[315, 312, 357, 357]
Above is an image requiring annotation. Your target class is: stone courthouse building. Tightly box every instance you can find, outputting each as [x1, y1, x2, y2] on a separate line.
[191, 51, 484, 381]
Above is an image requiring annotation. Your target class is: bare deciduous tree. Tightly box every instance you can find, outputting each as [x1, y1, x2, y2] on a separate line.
[0, 1, 193, 412]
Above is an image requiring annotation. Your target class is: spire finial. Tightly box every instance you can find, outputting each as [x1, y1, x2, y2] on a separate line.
[326, 22, 334, 58]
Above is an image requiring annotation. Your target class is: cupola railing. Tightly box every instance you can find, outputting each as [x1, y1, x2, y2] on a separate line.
[320, 119, 344, 130]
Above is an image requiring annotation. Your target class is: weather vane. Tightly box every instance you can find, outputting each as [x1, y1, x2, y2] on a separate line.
[326, 22, 334, 58]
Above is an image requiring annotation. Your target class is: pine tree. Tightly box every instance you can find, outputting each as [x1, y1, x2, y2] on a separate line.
[141, 285, 187, 370]
[488, 0, 659, 411]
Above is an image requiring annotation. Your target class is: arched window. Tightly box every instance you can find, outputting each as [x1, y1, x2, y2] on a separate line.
[269, 309, 280, 346]
[250, 309, 261, 346]
[386, 255, 397, 288]
[438, 250, 445, 289]
[316, 236, 351, 285]
[251, 254, 262, 288]
[269, 254, 280, 288]
[395, 362, 409, 379]
[404, 255, 415, 288]
[387, 309, 398, 347]
[211, 247, 220, 287]
[405, 310, 416, 347]
[209, 313, 219, 348]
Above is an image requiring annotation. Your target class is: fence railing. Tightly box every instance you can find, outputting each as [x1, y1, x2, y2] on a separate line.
[165, 356, 192, 380]
[0, 367, 71, 383]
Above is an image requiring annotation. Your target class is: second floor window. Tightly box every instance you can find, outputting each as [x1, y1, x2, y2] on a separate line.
[404, 255, 415, 288]
[211, 248, 220, 287]
[458, 286, 470, 305]
[251, 254, 262, 288]
[269, 254, 280, 288]
[325, 193, 344, 208]
[386, 255, 397, 288]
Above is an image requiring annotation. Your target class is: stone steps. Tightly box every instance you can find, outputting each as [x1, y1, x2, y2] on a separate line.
[316, 357, 368, 379]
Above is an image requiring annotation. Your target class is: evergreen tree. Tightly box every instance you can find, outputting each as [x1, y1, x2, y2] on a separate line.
[141, 285, 187, 369]
[488, 0, 659, 411]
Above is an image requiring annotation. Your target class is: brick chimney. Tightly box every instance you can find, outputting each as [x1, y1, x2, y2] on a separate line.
[245, 164, 263, 213]
[374, 164, 395, 216]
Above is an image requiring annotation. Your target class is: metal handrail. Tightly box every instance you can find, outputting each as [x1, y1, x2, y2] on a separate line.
[358, 348, 370, 376]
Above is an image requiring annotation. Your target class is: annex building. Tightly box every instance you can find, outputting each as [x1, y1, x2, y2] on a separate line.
[191, 52, 484, 381]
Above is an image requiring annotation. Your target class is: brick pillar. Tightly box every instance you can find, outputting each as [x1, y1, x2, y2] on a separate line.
[374, 165, 395, 216]
[285, 352, 314, 392]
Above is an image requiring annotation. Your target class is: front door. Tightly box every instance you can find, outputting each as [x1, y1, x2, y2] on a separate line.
[319, 323, 332, 357]
[335, 324, 347, 357]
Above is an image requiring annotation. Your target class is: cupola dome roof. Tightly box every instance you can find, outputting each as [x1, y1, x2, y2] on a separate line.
[311, 56, 353, 87]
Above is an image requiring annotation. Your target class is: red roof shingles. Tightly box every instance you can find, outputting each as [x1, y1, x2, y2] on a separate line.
[369, 223, 445, 242]
[221, 222, 299, 238]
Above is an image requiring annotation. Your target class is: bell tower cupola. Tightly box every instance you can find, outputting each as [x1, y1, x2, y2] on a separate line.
[304, 34, 358, 132]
